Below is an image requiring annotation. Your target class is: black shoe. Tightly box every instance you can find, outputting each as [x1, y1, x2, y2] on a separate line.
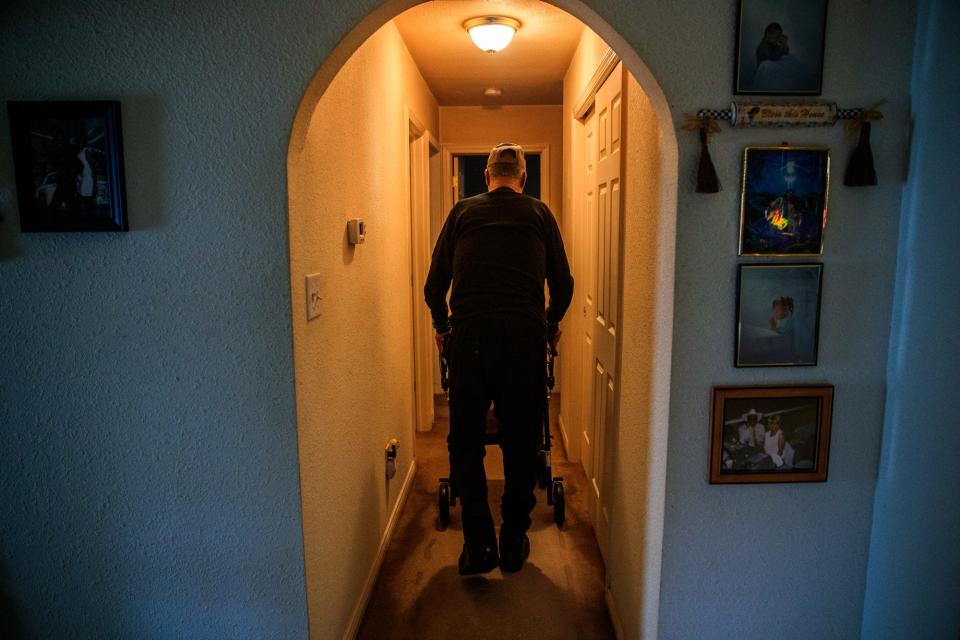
[498, 531, 530, 573]
[458, 542, 499, 576]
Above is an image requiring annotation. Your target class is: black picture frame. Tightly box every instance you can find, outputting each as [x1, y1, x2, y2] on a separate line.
[735, 263, 823, 367]
[709, 385, 834, 483]
[7, 100, 128, 232]
[734, 0, 828, 96]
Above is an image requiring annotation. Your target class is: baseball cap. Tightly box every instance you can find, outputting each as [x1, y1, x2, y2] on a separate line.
[486, 142, 526, 171]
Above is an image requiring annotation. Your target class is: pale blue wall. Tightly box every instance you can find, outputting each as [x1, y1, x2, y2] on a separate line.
[0, 1, 920, 638]
[656, 0, 916, 637]
[861, 1, 960, 637]
[0, 1, 334, 636]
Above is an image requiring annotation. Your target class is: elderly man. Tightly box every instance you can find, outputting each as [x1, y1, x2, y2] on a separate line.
[424, 142, 574, 575]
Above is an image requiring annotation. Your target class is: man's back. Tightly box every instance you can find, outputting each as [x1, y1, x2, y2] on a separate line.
[425, 187, 572, 328]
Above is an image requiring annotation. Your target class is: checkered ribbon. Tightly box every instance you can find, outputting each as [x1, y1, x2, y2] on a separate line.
[696, 107, 864, 123]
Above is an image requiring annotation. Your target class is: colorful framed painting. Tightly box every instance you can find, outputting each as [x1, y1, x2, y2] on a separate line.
[736, 263, 822, 367]
[739, 146, 829, 256]
[7, 100, 128, 231]
[709, 385, 833, 484]
[734, 0, 829, 95]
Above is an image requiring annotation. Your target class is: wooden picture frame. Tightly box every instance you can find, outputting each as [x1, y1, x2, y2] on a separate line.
[734, 0, 828, 95]
[7, 100, 128, 231]
[709, 385, 833, 483]
[735, 263, 823, 367]
[739, 145, 830, 256]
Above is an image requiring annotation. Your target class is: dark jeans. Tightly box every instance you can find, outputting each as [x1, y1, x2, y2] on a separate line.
[447, 316, 545, 550]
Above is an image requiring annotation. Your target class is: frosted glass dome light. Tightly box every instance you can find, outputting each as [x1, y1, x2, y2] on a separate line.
[464, 17, 521, 53]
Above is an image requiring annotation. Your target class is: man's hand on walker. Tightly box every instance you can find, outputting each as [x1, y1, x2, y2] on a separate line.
[435, 331, 451, 354]
[547, 322, 562, 349]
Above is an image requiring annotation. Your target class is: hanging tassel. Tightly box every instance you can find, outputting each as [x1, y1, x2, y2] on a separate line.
[683, 114, 722, 193]
[696, 123, 720, 193]
[844, 121, 877, 186]
[843, 101, 884, 187]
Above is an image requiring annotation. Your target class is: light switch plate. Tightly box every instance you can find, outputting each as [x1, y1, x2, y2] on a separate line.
[306, 274, 322, 321]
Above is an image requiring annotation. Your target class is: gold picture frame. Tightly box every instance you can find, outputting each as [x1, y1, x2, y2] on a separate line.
[738, 145, 830, 256]
[710, 385, 834, 484]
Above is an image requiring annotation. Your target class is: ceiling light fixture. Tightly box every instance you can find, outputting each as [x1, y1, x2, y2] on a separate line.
[464, 16, 521, 53]
[483, 87, 503, 97]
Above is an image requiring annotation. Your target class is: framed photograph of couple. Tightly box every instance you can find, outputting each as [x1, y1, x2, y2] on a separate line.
[739, 145, 830, 256]
[736, 263, 822, 367]
[7, 100, 129, 232]
[734, 0, 828, 95]
[709, 385, 833, 484]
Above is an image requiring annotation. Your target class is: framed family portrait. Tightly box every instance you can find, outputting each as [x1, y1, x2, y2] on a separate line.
[709, 385, 833, 484]
[734, 0, 828, 95]
[7, 100, 128, 231]
[736, 263, 822, 367]
[739, 146, 829, 256]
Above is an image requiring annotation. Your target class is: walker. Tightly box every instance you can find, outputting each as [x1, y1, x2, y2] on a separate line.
[437, 341, 565, 529]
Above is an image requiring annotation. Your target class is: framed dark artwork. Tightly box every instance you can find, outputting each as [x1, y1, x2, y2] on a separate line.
[709, 385, 833, 483]
[736, 263, 822, 367]
[7, 101, 128, 231]
[739, 146, 829, 256]
[734, 0, 828, 95]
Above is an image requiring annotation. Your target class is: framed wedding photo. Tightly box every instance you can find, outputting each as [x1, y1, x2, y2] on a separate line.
[734, 0, 828, 95]
[7, 100, 129, 231]
[739, 145, 829, 256]
[736, 263, 823, 367]
[709, 385, 833, 484]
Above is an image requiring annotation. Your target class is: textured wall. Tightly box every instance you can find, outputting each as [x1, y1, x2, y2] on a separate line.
[609, 70, 670, 640]
[287, 21, 438, 638]
[0, 0, 335, 637]
[653, 0, 916, 637]
[861, 0, 960, 636]
[0, 1, 919, 639]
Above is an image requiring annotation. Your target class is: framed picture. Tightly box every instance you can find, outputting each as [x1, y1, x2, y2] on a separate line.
[709, 385, 833, 483]
[739, 146, 829, 256]
[7, 101, 128, 231]
[734, 0, 828, 95]
[736, 263, 822, 367]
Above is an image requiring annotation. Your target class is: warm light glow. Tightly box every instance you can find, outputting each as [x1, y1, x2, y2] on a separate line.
[464, 16, 520, 53]
[483, 87, 503, 96]
[766, 206, 789, 230]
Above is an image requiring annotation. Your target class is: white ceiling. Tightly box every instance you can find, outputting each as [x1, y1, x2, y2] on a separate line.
[393, 0, 585, 106]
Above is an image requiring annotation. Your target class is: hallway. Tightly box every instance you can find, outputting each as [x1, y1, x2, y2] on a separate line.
[356, 395, 615, 639]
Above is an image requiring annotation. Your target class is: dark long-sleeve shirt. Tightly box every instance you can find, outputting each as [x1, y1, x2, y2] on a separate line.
[424, 187, 574, 329]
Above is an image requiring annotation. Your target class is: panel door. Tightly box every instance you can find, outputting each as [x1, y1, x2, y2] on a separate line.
[578, 109, 598, 495]
[587, 63, 623, 562]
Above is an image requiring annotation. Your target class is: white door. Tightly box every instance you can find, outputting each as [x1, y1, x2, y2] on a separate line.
[585, 63, 623, 562]
[578, 108, 597, 502]
[408, 125, 434, 433]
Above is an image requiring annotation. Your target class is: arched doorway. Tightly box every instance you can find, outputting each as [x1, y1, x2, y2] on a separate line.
[287, 2, 677, 637]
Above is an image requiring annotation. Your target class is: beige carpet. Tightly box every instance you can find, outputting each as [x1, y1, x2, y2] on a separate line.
[357, 395, 615, 640]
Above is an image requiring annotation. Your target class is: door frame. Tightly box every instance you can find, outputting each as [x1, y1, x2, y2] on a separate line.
[405, 106, 437, 434]
[441, 143, 552, 214]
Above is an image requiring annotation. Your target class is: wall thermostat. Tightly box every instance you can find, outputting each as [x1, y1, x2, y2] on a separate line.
[347, 218, 365, 245]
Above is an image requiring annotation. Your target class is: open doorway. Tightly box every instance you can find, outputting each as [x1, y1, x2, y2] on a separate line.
[454, 152, 542, 200]
[286, 1, 678, 637]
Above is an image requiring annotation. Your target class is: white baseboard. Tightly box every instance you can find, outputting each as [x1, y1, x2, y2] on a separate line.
[557, 413, 572, 459]
[605, 585, 626, 640]
[342, 459, 417, 640]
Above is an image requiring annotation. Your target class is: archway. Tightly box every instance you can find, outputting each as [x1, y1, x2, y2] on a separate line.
[287, 2, 678, 637]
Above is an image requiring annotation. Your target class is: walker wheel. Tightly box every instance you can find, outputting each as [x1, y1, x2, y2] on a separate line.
[552, 481, 565, 527]
[438, 482, 451, 529]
